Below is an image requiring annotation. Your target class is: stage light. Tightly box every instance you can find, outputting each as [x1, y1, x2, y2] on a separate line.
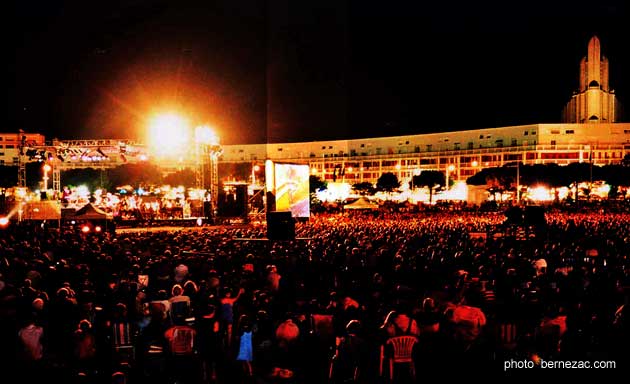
[81, 225, 90, 233]
[196, 218, 203, 226]
[95, 226, 102, 233]
[148, 113, 190, 156]
[0, 217, 8, 226]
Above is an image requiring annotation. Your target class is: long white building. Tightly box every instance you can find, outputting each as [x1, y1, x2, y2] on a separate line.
[221, 122, 630, 185]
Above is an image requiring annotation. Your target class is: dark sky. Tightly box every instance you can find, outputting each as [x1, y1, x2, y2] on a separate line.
[5, 0, 630, 144]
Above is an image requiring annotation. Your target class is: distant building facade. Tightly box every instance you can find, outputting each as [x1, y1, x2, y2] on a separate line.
[221, 122, 630, 185]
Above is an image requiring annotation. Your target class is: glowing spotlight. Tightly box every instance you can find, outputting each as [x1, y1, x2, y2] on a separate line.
[196, 218, 203, 226]
[94, 226, 102, 233]
[0, 217, 8, 226]
[81, 225, 90, 233]
[148, 113, 190, 156]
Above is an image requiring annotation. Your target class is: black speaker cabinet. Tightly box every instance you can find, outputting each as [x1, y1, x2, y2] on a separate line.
[524, 205, 546, 226]
[504, 206, 523, 225]
[217, 184, 248, 217]
[267, 211, 295, 240]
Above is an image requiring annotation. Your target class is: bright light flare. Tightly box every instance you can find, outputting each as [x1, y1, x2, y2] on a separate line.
[528, 186, 554, 202]
[195, 125, 219, 145]
[148, 113, 190, 155]
[81, 225, 90, 233]
[316, 182, 351, 202]
[95, 226, 102, 233]
[438, 181, 468, 201]
[0, 217, 9, 226]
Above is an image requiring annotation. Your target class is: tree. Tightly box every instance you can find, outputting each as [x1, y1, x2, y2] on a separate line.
[467, 167, 514, 201]
[412, 170, 444, 204]
[309, 175, 327, 194]
[601, 164, 630, 199]
[106, 163, 162, 188]
[353, 182, 375, 196]
[163, 169, 197, 187]
[309, 175, 327, 210]
[376, 172, 400, 194]
[61, 168, 110, 192]
[563, 162, 591, 203]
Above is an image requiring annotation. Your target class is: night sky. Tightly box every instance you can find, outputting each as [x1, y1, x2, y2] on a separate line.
[5, 0, 630, 144]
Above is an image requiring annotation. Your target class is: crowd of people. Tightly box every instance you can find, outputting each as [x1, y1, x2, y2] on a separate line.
[1, 209, 629, 383]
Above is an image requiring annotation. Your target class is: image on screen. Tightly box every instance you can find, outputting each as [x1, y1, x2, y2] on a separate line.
[272, 163, 310, 217]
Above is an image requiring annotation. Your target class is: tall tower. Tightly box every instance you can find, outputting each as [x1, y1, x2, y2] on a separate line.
[562, 36, 620, 123]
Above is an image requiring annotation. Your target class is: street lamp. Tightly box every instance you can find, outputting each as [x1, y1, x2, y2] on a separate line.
[252, 164, 261, 185]
[43, 163, 51, 192]
[446, 164, 455, 190]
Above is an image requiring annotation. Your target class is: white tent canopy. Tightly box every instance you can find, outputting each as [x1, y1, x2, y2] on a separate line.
[343, 197, 379, 210]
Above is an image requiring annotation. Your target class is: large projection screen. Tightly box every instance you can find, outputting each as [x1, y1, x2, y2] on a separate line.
[266, 160, 310, 218]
